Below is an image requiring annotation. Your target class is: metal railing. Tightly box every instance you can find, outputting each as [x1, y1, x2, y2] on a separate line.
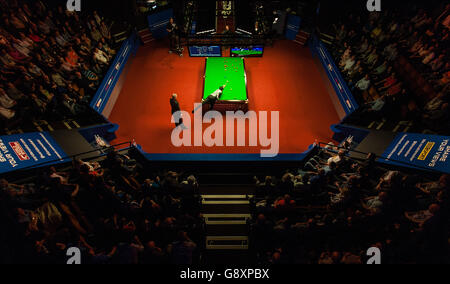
[316, 141, 441, 174]
[7, 141, 135, 174]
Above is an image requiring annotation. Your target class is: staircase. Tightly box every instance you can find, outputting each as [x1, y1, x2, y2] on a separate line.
[294, 30, 311, 46]
[144, 161, 302, 264]
[138, 28, 155, 46]
[198, 172, 255, 264]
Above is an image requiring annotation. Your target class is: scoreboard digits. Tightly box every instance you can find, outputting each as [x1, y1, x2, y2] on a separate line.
[189, 46, 222, 57]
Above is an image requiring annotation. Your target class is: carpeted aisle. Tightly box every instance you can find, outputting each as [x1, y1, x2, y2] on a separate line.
[108, 39, 340, 155]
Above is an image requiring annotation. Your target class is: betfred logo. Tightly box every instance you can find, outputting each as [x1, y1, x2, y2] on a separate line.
[9, 142, 30, 161]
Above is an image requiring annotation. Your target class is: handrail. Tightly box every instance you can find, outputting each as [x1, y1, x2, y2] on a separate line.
[316, 141, 442, 174]
[8, 141, 134, 174]
[317, 142, 371, 158]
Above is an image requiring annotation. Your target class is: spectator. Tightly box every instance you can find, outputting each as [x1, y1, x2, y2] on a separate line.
[0, 0, 117, 134]
[171, 231, 197, 265]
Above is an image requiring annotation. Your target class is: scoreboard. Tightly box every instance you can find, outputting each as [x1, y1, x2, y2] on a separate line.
[189, 46, 222, 57]
[230, 46, 264, 57]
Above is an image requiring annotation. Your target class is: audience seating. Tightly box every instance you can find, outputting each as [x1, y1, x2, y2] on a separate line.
[332, 5, 449, 134]
[0, 0, 118, 135]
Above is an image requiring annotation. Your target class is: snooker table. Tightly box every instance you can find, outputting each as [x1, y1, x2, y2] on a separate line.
[202, 57, 249, 112]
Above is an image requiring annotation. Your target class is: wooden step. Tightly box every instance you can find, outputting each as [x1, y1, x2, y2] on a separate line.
[203, 204, 250, 214]
[206, 236, 248, 250]
[207, 224, 249, 236]
[138, 29, 154, 45]
[294, 31, 310, 46]
[203, 214, 252, 225]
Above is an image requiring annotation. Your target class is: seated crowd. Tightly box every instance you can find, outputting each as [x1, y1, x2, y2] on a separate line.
[1, 142, 448, 264]
[0, 0, 117, 133]
[332, 4, 450, 134]
[0, 148, 204, 264]
[250, 143, 449, 264]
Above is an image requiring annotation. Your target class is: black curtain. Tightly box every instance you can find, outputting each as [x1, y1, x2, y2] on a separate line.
[196, 0, 216, 32]
[235, 0, 254, 32]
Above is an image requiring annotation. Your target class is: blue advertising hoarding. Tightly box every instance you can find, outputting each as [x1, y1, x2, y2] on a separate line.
[379, 133, 450, 173]
[90, 33, 139, 115]
[309, 34, 358, 116]
[0, 132, 67, 174]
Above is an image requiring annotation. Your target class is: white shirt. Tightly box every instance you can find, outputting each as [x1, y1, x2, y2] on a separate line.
[0, 106, 15, 119]
[356, 78, 371, 91]
[0, 93, 16, 109]
[210, 89, 223, 99]
[94, 50, 108, 64]
[328, 155, 342, 165]
[343, 58, 356, 71]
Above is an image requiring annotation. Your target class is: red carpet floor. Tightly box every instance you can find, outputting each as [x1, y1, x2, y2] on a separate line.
[109, 40, 339, 154]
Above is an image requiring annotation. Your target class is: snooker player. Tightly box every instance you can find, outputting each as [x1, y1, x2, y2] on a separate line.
[192, 82, 228, 113]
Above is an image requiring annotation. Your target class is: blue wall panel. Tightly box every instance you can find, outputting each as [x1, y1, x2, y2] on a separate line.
[285, 15, 301, 40]
[90, 33, 139, 115]
[309, 34, 359, 116]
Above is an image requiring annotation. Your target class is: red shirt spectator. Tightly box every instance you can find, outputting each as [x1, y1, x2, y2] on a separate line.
[384, 76, 397, 88]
